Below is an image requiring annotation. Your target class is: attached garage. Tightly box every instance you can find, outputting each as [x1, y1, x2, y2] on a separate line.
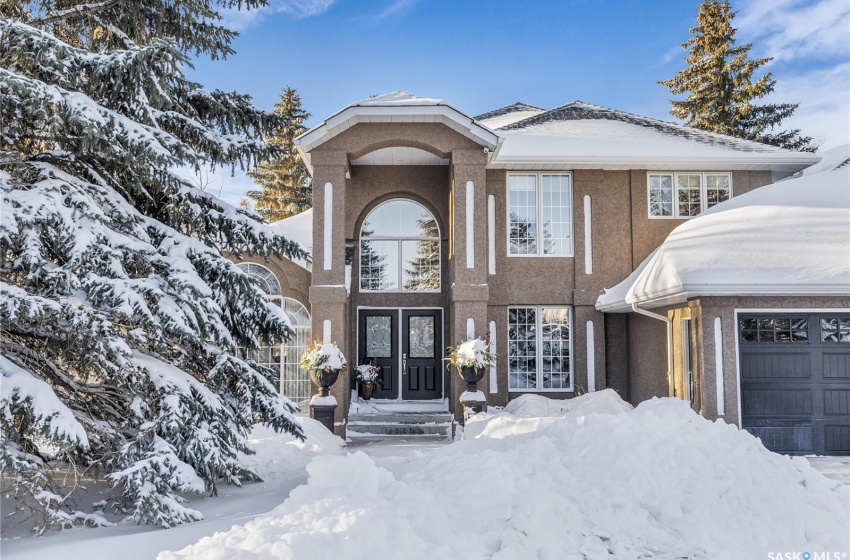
[738, 313, 850, 456]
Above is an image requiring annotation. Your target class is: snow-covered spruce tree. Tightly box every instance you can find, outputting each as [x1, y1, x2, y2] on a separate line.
[245, 86, 312, 221]
[659, 0, 815, 151]
[0, 6, 308, 530]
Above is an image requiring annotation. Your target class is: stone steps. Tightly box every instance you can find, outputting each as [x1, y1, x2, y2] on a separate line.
[347, 412, 454, 438]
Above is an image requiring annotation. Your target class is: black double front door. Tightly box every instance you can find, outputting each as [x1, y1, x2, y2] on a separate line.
[357, 308, 443, 400]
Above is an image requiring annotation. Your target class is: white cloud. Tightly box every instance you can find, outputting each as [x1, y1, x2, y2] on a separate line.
[736, 0, 850, 62]
[220, 0, 337, 32]
[375, 0, 421, 19]
[765, 62, 850, 150]
[734, 0, 850, 149]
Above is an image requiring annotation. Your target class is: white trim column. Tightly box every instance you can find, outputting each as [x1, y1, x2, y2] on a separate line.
[466, 181, 475, 269]
[714, 317, 725, 416]
[323, 181, 333, 271]
[586, 320, 595, 392]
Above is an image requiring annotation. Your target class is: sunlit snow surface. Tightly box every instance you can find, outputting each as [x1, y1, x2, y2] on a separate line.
[159, 390, 849, 560]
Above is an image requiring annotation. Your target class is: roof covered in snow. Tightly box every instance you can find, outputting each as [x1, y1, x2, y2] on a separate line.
[269, 209, 312, 270]
[596, 145, 850, 313]
[295, 91, 499, 171]
[296, 92, 820, 174]
[476, 102, 545, 130]
[490, 101, 820, 171]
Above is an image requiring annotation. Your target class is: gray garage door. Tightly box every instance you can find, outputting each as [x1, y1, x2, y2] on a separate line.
[739, 313, 850, 456]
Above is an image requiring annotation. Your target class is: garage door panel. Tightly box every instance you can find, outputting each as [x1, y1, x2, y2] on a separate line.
[823, 354, 850, 378]
[739, 312, 850, 456]
[824, 426, 850, 454]
[741, 353, 810, 379]
[823, 389, 850, 415]
[741, 387, 812, 416]
[745, 426, 813, 455]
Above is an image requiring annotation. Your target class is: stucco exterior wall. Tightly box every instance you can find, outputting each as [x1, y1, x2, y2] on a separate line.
[626, 312, 669, 405]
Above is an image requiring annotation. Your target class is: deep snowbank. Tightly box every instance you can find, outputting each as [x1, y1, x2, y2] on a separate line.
[161, 391, 849, 560]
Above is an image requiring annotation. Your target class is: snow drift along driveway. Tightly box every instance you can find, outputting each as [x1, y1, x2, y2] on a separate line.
[160, 391, 849, 559]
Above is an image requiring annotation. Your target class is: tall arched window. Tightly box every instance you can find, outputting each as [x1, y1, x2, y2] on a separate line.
[360, 199, 440, 292]
[236, 263, 311, 411]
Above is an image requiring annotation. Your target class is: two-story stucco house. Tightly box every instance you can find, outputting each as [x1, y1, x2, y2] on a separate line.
[233, 91, 849, 455]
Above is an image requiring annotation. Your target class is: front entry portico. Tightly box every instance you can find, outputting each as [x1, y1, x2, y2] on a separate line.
[357, 308, 444, 401]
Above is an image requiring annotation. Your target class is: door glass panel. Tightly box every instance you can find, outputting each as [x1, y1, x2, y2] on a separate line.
[366, 316, 392, 357]
[408, 316, 435, 358]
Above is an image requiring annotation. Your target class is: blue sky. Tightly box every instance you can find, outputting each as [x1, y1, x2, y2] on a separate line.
[189, 0, 850, 206]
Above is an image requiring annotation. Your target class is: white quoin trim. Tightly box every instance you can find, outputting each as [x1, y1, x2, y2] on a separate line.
[488, 194, 496, 275]
[322, 320, 331, 344]
[586, 320, 595, 392]
[466, 181, 475, 269]
[323, 182, 333, 271]
[714, 316, 725, 416]
[466, 318, 475, 339]
[583, 195, 593, 275]
[489, 320, 497, 394]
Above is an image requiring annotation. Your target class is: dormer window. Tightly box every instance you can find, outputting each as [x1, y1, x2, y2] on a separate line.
[359, 199, 441, 292]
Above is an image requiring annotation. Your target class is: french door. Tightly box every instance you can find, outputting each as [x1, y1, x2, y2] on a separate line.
[357, 308, 443, 400]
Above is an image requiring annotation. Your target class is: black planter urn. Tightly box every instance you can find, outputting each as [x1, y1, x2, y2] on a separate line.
[459, 365, 485, 393]
[311, 368, 340, 397]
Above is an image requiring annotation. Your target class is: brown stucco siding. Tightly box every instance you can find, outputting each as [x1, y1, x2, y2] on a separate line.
[626, 312, 669, 405]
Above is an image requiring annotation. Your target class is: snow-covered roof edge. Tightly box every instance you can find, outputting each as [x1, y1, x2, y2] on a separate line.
[595, 145, 850, 313]
[295, 91, 499, 172]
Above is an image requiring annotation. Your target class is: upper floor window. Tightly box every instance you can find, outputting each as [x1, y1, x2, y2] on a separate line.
[508, 173, 573, 256]
[360, 199, 440, 292]
[648, 172, 732, 218]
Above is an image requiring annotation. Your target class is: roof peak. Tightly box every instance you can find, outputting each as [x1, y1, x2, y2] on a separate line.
[475, 102, 545, 121]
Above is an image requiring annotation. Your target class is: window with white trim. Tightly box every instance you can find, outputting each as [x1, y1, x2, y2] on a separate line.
[508, 173, 573, 255]
[359, 199, 440, 292]
[508, 306, 572, 391]
[648, 172, 732, 218]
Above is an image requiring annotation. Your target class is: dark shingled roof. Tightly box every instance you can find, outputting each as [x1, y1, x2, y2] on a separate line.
[501, 101, 789, 154]
[474, 102, 544, 121]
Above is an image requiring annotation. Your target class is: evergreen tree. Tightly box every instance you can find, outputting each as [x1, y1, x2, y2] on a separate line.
[246, 87, 311, 221]
[402, 217, 440, 291]
[659, 0, 815, 151]
[0, 1, 309, 530]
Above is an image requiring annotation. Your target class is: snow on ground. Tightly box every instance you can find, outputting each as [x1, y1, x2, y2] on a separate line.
[1, 417, 343, 560]
[159, 390, 849, 560]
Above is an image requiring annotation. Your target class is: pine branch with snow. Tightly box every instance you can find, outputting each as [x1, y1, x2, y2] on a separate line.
[1, 6, 308, 530]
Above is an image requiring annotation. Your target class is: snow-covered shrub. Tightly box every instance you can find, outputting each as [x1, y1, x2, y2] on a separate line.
[354, 364, 381, 385]
[445, 338, 496, 372]
[300, 342, 348, 373]
[0, 5, 306, 530]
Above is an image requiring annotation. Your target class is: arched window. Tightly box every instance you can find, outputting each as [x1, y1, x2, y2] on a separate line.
[238, 263, 282, 295]
[359, 199, 440, 292]
[235, 263, 311, 411]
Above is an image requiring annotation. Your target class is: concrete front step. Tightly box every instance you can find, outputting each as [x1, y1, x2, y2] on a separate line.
[348, 413, 453, 424]
[347, 412, 454, 437]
